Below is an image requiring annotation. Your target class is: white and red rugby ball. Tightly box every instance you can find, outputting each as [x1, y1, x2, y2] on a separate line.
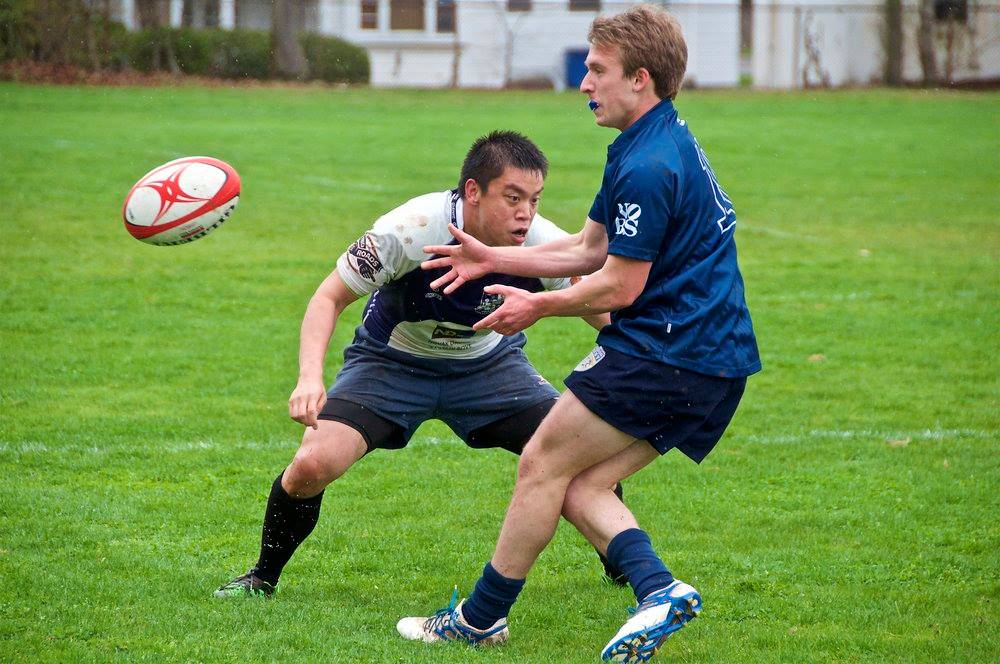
[122, 156, 240, 245]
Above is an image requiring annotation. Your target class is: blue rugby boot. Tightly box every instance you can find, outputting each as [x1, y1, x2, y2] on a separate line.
[601, 580, 702, 662]
[397, 588, 509, 646]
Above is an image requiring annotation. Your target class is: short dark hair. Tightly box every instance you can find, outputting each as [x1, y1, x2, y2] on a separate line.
[458, 130, 548, 196]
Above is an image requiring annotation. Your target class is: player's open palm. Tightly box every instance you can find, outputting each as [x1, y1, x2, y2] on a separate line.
[422, 224, 494, 294]
[288, 378, 327, 429]
[473, 285, 540, 336]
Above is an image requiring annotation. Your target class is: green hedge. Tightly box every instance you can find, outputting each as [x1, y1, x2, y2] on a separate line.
[125, 28, 368, 83]
[300, 32, 369, 84]
[1, 0, 132, 69]
[1, 3, 369, 84]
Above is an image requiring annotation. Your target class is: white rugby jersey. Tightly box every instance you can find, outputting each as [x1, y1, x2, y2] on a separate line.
[336, 189, 572, 359]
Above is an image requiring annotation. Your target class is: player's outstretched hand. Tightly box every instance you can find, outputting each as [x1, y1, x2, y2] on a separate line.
[422, 224, 494, 294]
[288, 378, 327, 429]
[473, 284, 541, 336]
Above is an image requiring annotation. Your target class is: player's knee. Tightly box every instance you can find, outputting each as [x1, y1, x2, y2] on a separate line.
[516, 444, 569, 487]
[561, 476, 598, 523]
[283, 454, 338, 497]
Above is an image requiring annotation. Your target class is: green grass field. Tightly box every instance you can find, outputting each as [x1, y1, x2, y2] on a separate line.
[1, 82, 998, 662]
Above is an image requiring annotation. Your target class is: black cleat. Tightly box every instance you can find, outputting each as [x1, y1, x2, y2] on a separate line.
[213, 570, 276, 598]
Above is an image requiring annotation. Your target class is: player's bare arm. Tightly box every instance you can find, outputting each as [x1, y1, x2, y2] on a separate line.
[288, 271, 359, 429]
[473, 255, 651, 336]
[423, 219, 609, 294]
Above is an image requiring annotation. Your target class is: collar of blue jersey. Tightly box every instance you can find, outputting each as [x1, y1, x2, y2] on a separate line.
[608, 98, 677, 154]
[447, 188, 465, 229]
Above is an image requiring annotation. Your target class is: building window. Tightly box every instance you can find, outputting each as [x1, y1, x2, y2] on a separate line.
[391, 0, 425, 30]
[508, 0, 532, 11]
[934, 0, 967, 22]
[361, 0, 378, 29]
[436, 0, 455, 32]
[569, 0, 600, 11]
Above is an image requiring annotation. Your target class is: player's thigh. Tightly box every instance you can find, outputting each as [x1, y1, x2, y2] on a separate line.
[520, 390, 638, 481]
[568, 439, 660, 493]
[284, 420, 368, 494]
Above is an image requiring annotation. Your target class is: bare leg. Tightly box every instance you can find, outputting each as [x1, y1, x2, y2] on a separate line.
[561, 440, 659, 555]
[282, 419, 368, 497]
[488, 391, 655, 579]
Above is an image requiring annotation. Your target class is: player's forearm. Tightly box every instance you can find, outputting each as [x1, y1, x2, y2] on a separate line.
[535, 268, 637, 318]
[582, 312, 612, 331]
[297, 294, 339, 381]
[491, 232, 603, 278]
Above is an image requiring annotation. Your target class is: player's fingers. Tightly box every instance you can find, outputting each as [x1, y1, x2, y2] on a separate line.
[447, 224, 469, 240]
[422, 245, 454, 258]
[421, 256, 452, 270]
[441, 275, 467, 295]
[306, 393, 326, 429]
[429, 269, 458, 291]
[473, 311, 500, 331]
[482, 284, 511, 296]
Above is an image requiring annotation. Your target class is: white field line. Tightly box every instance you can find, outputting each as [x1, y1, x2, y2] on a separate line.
[0, 428, 994, 456]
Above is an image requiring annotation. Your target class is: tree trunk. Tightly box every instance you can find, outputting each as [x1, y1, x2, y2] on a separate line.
[271, 0, 308, 80]
[917, 0, 938, 86]
[182, 0, 211, 28]
[883, 0, 903, 85]
[135, 0, 171, 28]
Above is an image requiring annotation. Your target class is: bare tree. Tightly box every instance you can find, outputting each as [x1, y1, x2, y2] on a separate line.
[917, 0, 939, 85]
[271, 0, 308, 79]
[491, 2, 527, 88]
[883, 0, 903, 85]
[135, 0, 179, 72]
[181, 0, 214, 28]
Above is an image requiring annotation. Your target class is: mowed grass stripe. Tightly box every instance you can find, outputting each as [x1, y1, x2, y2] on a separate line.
[0, 83, 998, 662]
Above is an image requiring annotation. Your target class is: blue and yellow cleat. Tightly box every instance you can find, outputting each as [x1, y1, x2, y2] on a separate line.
[600, 580, 702, 663]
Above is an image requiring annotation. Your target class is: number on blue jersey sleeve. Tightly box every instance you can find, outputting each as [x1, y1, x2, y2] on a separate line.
[693, 138, 737, 234]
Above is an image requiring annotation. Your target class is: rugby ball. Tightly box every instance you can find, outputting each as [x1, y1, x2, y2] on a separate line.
[122, 156, 240, 245]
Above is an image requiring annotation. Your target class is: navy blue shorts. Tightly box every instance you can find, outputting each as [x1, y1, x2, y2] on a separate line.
[564, 346, 746, 463]
[319, 332, 559, 447]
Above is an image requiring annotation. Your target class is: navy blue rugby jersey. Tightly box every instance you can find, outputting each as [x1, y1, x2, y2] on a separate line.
[588, 99, 760, 378]
[337, 190, 572, 360]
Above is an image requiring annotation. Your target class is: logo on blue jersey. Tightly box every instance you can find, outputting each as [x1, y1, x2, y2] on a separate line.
[432, 325, 475, 340]
[614, 203, 641, 237]
[474, 293, 504, 315]
[574, 346, 606, 372]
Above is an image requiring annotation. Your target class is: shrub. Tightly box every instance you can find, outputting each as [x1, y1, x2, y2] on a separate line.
[1, 2, 369, 86]
[299, 32, 369, 84]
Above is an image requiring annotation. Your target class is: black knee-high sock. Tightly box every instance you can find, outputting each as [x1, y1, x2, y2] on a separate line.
[252, 473, 324, 585]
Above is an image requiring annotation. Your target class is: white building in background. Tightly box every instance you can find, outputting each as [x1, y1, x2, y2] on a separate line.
[752, 0, 1000, 88]
[115, 0, 741, 89]
[114, 0, 1000, 89]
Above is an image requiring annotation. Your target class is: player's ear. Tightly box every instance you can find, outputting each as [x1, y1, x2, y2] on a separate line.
[464, 178, 481, 204]
[632, 67, 652, 93]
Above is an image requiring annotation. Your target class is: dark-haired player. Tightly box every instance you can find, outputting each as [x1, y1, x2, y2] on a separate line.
[214, 131, 624, 598]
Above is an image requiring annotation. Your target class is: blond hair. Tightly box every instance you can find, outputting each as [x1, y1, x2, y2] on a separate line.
[588, 4, 687, 100]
